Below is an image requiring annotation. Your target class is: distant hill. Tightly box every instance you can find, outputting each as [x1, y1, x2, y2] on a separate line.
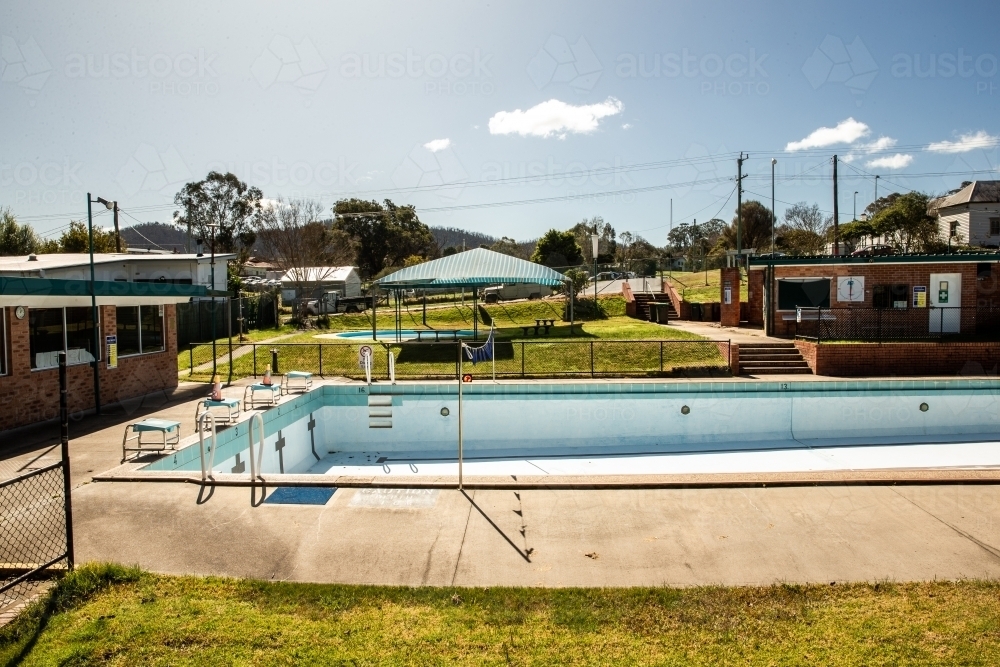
[430, 226, 537, 257]
[120, 223, 190, 252]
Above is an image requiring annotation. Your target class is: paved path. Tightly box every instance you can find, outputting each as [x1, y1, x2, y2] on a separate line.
[184, 333, 299, 374]
[72, 481, 1000, 587]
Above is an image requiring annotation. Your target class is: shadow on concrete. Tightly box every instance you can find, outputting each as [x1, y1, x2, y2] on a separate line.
[0, 383, 210, 463]
[460, 489, 532, 563]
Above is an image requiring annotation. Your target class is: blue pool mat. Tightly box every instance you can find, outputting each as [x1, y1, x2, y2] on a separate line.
[263, 487, 336, 505]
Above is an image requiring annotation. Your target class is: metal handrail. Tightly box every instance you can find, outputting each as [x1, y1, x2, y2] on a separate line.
[197, 411, 217, 482]
[248, 413, 265, 482]
[388, 351, 396, 385]
[363, 350, 373, 385]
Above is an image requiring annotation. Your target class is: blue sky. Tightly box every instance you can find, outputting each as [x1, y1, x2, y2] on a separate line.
[2, 0, 999, 244]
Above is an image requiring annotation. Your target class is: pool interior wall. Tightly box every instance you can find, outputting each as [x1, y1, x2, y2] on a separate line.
[143, 380, 1000, 476]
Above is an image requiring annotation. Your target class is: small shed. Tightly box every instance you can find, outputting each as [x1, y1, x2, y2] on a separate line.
[279, 266, 361, 302]
[375, 248, 570, 340]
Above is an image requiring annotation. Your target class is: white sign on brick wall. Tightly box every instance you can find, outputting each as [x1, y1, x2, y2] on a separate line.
[837, 276, 864, 302]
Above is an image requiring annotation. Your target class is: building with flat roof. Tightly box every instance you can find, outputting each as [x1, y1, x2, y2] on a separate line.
[0, 253, 228, 434]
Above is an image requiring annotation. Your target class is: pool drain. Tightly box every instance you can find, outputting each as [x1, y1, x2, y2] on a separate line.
[919, 402, 929, 412]
[681, 405, 690, 415]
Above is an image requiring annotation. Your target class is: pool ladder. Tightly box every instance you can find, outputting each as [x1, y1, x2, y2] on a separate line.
[368, 394, 393, 428]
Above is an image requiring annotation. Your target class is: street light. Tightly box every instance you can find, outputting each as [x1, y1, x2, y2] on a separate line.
[86, 194, 114, 415]
[197, 224, 222, 379]
[853, 191, 859, 221]
[591, 231, 599, 302]
[770, 158, 777, 255]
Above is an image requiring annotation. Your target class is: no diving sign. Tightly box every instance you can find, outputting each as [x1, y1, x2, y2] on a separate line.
[358, 345, 373, 368]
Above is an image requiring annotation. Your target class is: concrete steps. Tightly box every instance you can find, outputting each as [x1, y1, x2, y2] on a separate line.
[633, 293, 677, 320]
[738, 343, 812, 375]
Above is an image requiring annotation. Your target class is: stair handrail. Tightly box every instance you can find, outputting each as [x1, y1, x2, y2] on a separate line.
[197, 411, 217, 482]
[248, 412, 265, 482]
[388, 351, 396, 385]
[362, 349, 372, 385]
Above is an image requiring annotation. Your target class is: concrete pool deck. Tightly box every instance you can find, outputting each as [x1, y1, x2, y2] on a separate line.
[3, 375, 1000, 587]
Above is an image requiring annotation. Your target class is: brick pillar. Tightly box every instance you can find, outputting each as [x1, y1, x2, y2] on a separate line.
[747, 269, 765, 326]
[720, 266, 741, 327]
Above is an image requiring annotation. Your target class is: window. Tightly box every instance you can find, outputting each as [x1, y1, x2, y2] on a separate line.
[950, 221, 958, 237]
[991, 218, 1000, 236]
[873, 284, 909, 309]
[777, 279, 831, 310]
[116, 305, 164, 356]
[28, 307, 99, 370]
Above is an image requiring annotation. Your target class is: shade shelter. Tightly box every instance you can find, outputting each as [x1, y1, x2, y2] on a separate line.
[374, 248, 571, 341]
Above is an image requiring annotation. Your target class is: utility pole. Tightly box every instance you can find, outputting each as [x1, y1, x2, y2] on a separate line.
[832, 155, 839, 256]
[112, 201, 121, 253]
[736, 154, 745, 260]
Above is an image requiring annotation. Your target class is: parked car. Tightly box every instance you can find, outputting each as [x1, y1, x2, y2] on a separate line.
[756, 252, 786, 259]
[850, 245, 895, 257]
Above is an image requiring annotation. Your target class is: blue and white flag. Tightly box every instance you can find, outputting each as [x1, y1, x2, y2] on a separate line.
[463, 327, 494, 365]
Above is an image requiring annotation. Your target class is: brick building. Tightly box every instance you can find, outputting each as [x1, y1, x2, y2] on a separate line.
[742, 253, 1000, 376]
[0, 276, 207, 434]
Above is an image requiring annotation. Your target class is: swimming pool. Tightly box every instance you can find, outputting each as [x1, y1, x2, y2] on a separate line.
[144, 379, 1000, 477]
[329, 329, 475, 341]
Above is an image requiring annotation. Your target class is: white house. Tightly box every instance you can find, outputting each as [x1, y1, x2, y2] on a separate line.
[279, 266, 361, 302]
[929, 181, 1000, 248]
[0, 252, 234, 293]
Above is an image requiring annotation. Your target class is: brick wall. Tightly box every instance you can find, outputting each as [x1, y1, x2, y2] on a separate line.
[719, 267, 741, 327]
[747, 270, 764, 326]
[794, 339, 1000, 376]
[763, 261, 999, 337]
[0, 304, 179, 433]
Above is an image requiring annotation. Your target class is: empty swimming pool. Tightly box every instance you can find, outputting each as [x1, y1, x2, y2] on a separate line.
[142, 379, 1000, 478]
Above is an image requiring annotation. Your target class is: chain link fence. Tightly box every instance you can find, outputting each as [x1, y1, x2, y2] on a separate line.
[0, 461, 71, 620]
[793, 307, 1000, 343]
[183, 339, 731, 381]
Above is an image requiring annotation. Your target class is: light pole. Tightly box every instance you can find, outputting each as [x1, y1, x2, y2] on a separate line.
[591, 230, 599, 302]
[87, 194, 114, 415]
[200, 224, 221, 379]
[770, 158, 777, 255]
[874, 175, 880, 215]
[853, 191, 859, 221]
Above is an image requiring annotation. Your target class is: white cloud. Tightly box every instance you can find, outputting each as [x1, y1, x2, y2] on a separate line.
[785, 118, 870, 151]
[862, 136, 896, 152]
[423, 138, 451, 152]
[488, 97, 624, 138]
[927, 130, 999, 154]
[866, 153, 913, 169]
[622, 123, 632, 130]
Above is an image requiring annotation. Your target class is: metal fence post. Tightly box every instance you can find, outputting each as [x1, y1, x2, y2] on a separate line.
[521, 341, 525, 378]
[319, 344, 323, 377]
[59, 352, 74, 570]
[659, 341, 664, 372]
[189, 346, 193, 376]
[590, 341, 595, 378]
[252, 344, 257, 378]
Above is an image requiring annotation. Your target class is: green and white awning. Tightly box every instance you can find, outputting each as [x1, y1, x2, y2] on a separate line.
[0, 277, 208, 308]
[376, 248, 568, 289]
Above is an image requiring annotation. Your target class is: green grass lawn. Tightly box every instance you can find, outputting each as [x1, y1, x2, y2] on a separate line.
[176, 325, 297, 371]
[666, 270, 746, 304]
[182, 296, 725, 381]
[4, 564, 1000, 666]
